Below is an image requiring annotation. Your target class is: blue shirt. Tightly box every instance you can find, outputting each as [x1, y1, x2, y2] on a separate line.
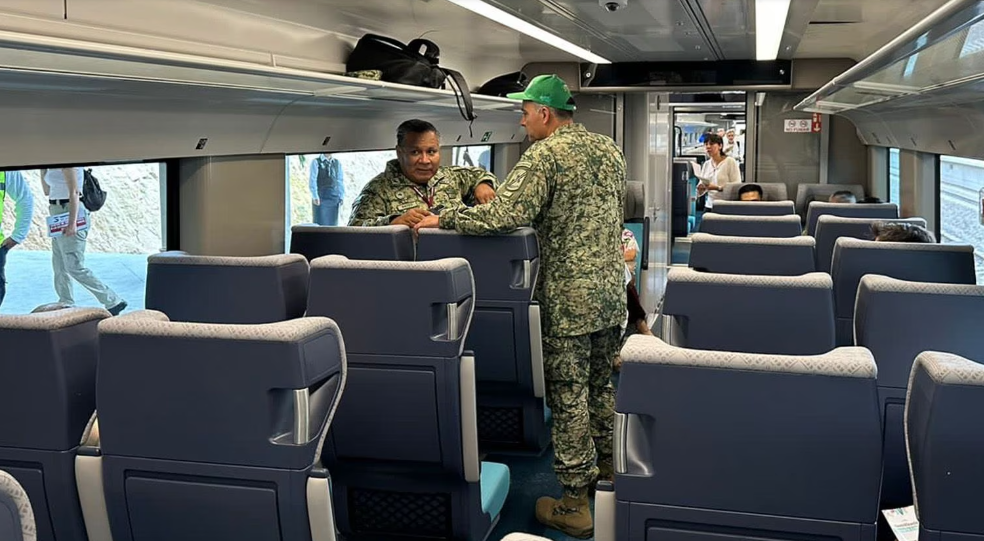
[2, 171, 34, 244]
[309, 156, 345, 201]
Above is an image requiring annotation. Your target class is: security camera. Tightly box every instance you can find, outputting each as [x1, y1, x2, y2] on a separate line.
[600, 0, 627, 12]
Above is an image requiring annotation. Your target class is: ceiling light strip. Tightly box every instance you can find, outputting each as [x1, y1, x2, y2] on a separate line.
[444, 0, 611, 64]
[755, 0, 792, 61]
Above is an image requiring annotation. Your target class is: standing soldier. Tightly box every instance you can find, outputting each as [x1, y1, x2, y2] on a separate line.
[416, 74, 625, 539]
[309, 153, 345, 226]
[0, 170, 34, 309]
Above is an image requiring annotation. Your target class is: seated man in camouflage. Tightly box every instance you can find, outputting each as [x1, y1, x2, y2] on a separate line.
[349, 119, 497, 226]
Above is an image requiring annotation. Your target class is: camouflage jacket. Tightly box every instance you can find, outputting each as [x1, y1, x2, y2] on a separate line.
[349, 160, 496, 226]
[439, 123, 627, 337]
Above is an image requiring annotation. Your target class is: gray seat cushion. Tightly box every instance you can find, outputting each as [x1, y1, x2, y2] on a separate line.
[831, 238, 977, 346]
[290, 224, 415, 261]
[795, 184, 866, 216]
[720, 183, 789, 201]
[805, 202, 899, 237]
[689, 233, 815, 276]
[145, 252, 309, 324]
[616, 335, 881, 526]
[710, 201, 796, 216]
[907, 352, 984, 536]
[698, 214, 803, 238]
[814, 216, 927, 273]
[663, 268, 835, 355]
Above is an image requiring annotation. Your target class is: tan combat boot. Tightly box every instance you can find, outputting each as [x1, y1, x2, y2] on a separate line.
[535, 487, 593, 539]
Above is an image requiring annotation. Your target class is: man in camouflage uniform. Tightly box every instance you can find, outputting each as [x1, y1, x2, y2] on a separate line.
[348, 119, 497, 226]
[416, 74, 625, 539]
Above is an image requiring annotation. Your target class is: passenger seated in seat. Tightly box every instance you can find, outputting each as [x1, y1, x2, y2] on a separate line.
[615, 229, 651, 372]
[737, 184, 763, 201]
[349, 119, 498, 227]
[871, 222, 936, 243]
[828, 190, 857, 204]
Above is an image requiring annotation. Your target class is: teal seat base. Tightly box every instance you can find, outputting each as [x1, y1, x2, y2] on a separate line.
[480, 461, 510, 518]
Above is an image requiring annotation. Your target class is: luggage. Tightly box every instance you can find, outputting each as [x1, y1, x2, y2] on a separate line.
[346, 34, 475, 121]
[477, 71, 529, 97]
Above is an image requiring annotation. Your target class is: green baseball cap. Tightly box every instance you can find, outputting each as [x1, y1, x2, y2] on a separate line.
[507, 74, 576, 112]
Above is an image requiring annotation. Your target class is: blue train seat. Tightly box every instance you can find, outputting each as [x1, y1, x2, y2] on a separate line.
[855, 275, 984, 511]
[307, 255, 509, 541]
[613, 335, 882, 541]
[0, 307, 108, 541]
[689, 233, 816, 275]
[86, 310, 346, 541]
[416, 228, 548, 454]
[290, 224, 415, 261]
[146, 252, 309, 323]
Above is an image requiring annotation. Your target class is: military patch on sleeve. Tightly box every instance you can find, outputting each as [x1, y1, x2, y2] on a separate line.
[499, 160, 533, 202]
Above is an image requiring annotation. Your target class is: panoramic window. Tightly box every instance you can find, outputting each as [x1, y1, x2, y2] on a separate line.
[0, 163, 164, 314]
[450, 145, 492, 171]
[888, 148, 901, 204]
[286, 150, 396, 229]
[939, 155, 984, 283]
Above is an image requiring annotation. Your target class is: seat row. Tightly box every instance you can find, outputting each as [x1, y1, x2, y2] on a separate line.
[692, 214, 958, 276]
[148, 225, 549, 453]
[662, 270, 984, 513]
[701, 200, 900, 236]
[712, 182, 867, 217]
[597, 336, 984, 541]
[0, 255, 511, 541]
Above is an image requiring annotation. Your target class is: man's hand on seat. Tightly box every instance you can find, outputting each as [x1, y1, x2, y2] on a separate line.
[474, 183, 496, 204]
[414, 215, 440, 231]
[392, 208, 431, 227]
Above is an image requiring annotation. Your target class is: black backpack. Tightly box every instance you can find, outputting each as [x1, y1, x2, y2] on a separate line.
[81, 168, 107, 212]
[477, 71, 529, 97]
[346, 34, 476, 122]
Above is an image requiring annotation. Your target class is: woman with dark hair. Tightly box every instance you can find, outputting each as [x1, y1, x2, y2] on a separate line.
[693, 133, 742, 209]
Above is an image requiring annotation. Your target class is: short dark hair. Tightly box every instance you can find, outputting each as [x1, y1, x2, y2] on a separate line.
[737, 184, 763, 198]
[831, 190, 856, 199]
[533, 103, 574, 121]
[871, 222, 936, 243]
[703, 133, 727, 155]
[861, 196, 883, 204]
[396, 119, 440, 147]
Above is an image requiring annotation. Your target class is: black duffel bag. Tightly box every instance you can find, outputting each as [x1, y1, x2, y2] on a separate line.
[347, 34, 475, 121]
[477, 71, 529, 97]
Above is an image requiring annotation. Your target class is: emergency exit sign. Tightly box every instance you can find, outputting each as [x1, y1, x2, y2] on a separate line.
[481, 131, 493, 142]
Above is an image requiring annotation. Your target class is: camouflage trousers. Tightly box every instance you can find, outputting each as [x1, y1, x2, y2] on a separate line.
[543, 325, 620, 497]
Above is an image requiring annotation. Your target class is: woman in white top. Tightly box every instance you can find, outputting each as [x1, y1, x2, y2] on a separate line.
[695, 133, 742, 208]
[41, 167, 126, 314]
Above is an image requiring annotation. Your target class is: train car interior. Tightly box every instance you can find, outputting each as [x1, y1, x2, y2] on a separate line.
[0, 0, 983, 540]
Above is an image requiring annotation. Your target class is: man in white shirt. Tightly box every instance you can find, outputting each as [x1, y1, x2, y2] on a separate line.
[0, 171, 34, 308]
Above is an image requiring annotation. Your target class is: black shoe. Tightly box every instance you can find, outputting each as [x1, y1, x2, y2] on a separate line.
[108, 301, 128, 316]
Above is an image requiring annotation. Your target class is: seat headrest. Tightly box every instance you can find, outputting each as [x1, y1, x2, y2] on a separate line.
[416, 228, 538, 302]
[691, 232, 815, 247]
[308, 256, 474, 357]
[805, 202, 899, 236]
[0, 470, 34, 541]
[0, 307, 109, 330]
[910, 351, 984, 388]
[860, 275, 984, 297]
[148, 251, 307, 268]
[668, 267, 831, 289]
[720, 183, 789, 201]
[816, 215, 926, 229]
[290, 224, 415, 261]
[97, 316, 346, 469]
[834, 237, 972, 254]
[621, 335, 876, 378]
[699, 213, 803, 238]
[624, 180, 645, 220]
[710, 200, 795, 216]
